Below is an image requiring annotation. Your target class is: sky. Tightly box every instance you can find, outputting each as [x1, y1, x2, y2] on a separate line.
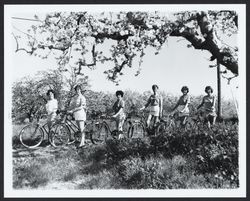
[9, 11, 240, 101]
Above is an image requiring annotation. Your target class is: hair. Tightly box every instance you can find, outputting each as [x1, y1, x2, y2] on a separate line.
[152, 84, 159, 90]
[205, 86, 213, 93]
[46, 89, 55, 97]
[74, 85, 82, 92]
[116, 90, 124, 97]
[181, 86, 189, 93]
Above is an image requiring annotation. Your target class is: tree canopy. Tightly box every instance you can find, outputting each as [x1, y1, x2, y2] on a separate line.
[13, 10, 238, 84]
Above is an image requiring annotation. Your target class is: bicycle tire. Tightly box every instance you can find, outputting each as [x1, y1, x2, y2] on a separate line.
[130, 122, 145, 139]
[50, 123, 71, 147]
[19, 123, 44, 149]
[156, 122, 168, 136]
[123, 120, 133, 138]
[91, 122, 109, 144]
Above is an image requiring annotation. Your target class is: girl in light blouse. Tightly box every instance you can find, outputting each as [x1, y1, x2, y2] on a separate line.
[69, 85, 87, 148]
[197, 86, 217, 128]
[45, 89, 58, 130]
[171, 86, 190, 127]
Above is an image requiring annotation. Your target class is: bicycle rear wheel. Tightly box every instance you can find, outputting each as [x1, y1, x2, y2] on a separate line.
[91, 122, 109, 144]
[156, 122, 168, 136]
[123, 120, 133, 138]
[19, 124, 44, 149]
[50, 123, 71, 147]
[130, 122, 145, 139]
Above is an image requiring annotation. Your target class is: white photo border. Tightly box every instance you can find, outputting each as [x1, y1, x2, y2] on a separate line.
[4, 4, 246, 198]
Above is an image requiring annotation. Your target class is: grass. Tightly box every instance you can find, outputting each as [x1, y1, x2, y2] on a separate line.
[12, 122, 239, 189]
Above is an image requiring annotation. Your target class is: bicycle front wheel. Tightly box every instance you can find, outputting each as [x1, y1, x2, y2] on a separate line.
[130, 122, 145, 139]
[91, 122, 109, 144]
[19, 124, 44, 149]
[165, 120, 176, 132]
[50, 123, 71, 147]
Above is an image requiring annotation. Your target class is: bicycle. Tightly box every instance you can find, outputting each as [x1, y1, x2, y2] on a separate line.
[49, 110, 98, 147]
[129, 111, 164, 139]
[91, 114, 133, 143]
[19, 114, 56, 149]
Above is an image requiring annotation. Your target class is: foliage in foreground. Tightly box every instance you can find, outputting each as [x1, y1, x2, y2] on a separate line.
[13, 122, 238, 189]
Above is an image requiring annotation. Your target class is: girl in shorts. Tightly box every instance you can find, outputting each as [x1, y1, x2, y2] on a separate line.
[171, 86, 190, 127]
[197, 86, 217, 128]
[140, 84, 163, 128]
[69, 85, 87, 147]
[45, 89, 58, 130]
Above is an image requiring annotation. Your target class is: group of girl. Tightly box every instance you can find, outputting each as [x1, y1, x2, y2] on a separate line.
[45, 84, 217, 148]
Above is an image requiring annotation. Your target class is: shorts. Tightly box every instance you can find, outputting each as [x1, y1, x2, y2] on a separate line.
[204, 110, 217, 117]
[149, 106, 160, 116]
[74, 109, 86, 121]
[204, 114, 216, 124]
[115, 114, 126, 131]
[47, 112, 57, 123]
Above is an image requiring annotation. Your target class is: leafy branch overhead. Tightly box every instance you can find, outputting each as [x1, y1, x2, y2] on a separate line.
[13, 11, 238, 83]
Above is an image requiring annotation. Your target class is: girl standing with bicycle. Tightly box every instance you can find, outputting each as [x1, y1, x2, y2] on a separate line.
[112, 90, 126, 139]
[197, 86, 217, 128]
[45, 89, 58, 130]
[171, 86, 190, 127]
[68, 85, 87, 148]
[140, 84, 163, 129]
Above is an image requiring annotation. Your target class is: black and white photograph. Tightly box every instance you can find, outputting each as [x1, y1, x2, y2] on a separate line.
[4, 4, 246, 197]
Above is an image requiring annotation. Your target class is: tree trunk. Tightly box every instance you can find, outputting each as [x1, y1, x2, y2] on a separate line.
[170, 12, 238, 75]
[217, 60, 222, 120]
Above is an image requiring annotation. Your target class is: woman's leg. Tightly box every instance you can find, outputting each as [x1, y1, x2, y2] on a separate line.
[153, 116, 159, 127]
[76, 120, 85, 147]
[118, 116, 125, 132]
[115, 118, 119, 131]
[209, 115, 216, 126]
[146, 114, 152, 128]
[180, 116, 187, 127]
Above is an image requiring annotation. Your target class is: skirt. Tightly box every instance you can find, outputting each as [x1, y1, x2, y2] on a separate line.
[204, 108, 217, 117]
[176, 105, 189, 117]
[149, 106, 160, 116]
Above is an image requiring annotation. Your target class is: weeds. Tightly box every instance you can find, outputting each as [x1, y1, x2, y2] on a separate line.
[12, 121, 239, 189]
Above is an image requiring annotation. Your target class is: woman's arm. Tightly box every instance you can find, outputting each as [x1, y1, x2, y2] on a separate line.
[113, 107, 122, 117]
[53, 100, 58, 113]
[212, 96, 216, 108]
[197, 97, 204, 110]
[72, 96, 86, 113]
[113, 100, 125, 117]
[172, 98, 180, 111]
[181, 96, 190, 112]
[159, 96, 163, 117]
[140, 96, 151, 110]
